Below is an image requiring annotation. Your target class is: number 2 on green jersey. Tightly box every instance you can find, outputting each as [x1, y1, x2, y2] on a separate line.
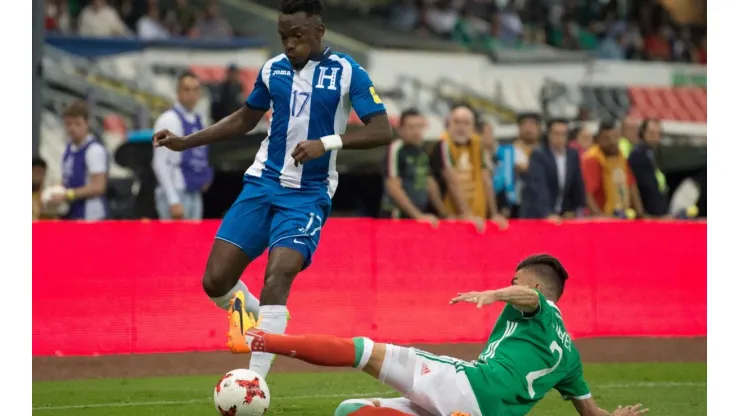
[525, 341, 563, 398]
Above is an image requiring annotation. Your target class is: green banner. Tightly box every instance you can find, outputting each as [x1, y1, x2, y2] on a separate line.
[672, 70, 706, 88]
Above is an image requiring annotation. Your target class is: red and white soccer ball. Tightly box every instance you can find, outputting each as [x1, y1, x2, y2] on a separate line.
[214, 369, 271, 416]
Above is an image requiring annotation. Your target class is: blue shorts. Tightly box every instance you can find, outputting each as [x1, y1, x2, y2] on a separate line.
[215, 175, 332, 268]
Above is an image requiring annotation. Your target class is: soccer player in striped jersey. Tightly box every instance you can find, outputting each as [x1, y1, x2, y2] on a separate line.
[152, 0, 393, 379]
[226, 254, 647, 416]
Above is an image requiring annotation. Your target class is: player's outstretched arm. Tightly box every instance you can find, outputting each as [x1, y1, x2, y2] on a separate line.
[450, 286, 539, 312]
[153, 106, 265, 151]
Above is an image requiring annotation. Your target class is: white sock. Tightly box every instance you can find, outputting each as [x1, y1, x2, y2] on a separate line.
[249, 305, 288, 379]
[209, 280, 260, 318]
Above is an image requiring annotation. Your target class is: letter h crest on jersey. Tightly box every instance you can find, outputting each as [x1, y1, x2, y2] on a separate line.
[315, 67, 339, 91]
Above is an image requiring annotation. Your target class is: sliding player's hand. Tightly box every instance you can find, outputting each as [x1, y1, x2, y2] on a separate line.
[153, 129, 189, 151]
[292, 140, 327, 166]
[449, 290, 497, 308]
[612, 404, 649, 416]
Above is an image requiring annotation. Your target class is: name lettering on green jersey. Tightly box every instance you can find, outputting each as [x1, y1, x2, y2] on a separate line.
[554, 322, 572, 351]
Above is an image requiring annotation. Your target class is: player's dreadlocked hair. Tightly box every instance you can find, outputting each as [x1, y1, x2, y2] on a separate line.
[280, 0, 324, 16]
[515, 254, 569, 301]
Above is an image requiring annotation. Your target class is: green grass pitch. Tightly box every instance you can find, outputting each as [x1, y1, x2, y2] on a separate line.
[32, 362, 706, 416]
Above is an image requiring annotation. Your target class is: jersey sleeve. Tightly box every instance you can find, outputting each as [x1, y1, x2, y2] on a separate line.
[245, 66, 271, 111]
[348, 63, 386, 122]
[555, 362, 592, 401]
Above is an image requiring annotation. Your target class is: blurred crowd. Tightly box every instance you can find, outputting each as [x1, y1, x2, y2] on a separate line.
[388, 0, 706, 63]
[44, 0, 234, 40]
[377, 104, 699, 230]
[32, 94, 701, 223]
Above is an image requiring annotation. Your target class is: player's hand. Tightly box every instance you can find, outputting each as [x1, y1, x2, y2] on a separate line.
[612, 404, 649, 416]
[169, 203, 185, 219]
[153, 129, 189, 151]
[449, 290, 497, 308]
[291, 140, 326, 166]
[416, 214, 439, 228]
[490, 213, 509, 230]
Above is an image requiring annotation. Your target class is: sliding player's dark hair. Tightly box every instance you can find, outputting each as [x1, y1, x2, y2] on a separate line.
[280, 0, 324, 16]
[516, 254, 569, 300]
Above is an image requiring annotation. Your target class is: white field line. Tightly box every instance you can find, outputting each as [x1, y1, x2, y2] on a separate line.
[32, 381, 706, 411]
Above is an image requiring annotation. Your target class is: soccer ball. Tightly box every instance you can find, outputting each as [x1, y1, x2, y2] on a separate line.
[40, 185, 70, 217]
[213, 369, 270, 416]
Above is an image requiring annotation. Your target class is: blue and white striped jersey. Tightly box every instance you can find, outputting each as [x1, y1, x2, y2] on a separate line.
[244, 48, 386, 198]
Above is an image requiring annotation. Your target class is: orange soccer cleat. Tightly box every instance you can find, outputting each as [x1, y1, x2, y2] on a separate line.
[226, 291, 260, 353]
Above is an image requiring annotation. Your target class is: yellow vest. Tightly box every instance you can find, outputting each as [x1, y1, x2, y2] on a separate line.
[441, 132, 488, 218]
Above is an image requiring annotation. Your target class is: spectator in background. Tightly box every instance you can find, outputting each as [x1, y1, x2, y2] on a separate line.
[568, 124, 593, 158]
[78, 0, 130, 37]
[618, 116, 640, 158]
[51, 102, 109, 221]
[424, 0, 459, 37]
[32, 157, 49, 220]
[693, 34, 707, 64]
[581, 121, 645, 218]
[430, 105, 505, 229]
[152, 72, 213, 220]
[645, 24, 673, 61]
[191, 1, 233, 40]
[45, 0, 72, 34]
[211, 64, 244, 123]
[597, 31, 627, 60]
[166, 0, 198, 36]
[628, 118, 669, 217]
[511, 112, 542, 218]
[498, 2, 524, 46]
[482, 121, 516, 218]
[379, 109, 447, 224]
[521, 119, 585, 220]
[137, 1, 170, 40]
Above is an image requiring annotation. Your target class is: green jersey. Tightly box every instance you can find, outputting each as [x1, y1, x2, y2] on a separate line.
[458, 291, 590, 416]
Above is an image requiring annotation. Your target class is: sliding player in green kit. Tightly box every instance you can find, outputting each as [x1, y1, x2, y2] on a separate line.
[226, 254, 648, 416]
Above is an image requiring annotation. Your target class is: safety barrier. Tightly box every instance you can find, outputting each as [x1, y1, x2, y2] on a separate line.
[32, 219, 706, 356]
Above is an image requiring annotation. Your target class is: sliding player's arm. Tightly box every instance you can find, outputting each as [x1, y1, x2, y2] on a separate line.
[153, 68, 269, 151]
[291, 62, 393, 164]
[450, 285, 540, 312]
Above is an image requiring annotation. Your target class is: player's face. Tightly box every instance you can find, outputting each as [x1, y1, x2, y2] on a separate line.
[278, 12, 324, 66]
[399, 115, 426, 145]
[64, 116, 89, 143]
[177, 76, 201, 111]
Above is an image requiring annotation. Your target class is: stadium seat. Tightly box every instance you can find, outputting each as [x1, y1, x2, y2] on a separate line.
[628, 86, 706, 122]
